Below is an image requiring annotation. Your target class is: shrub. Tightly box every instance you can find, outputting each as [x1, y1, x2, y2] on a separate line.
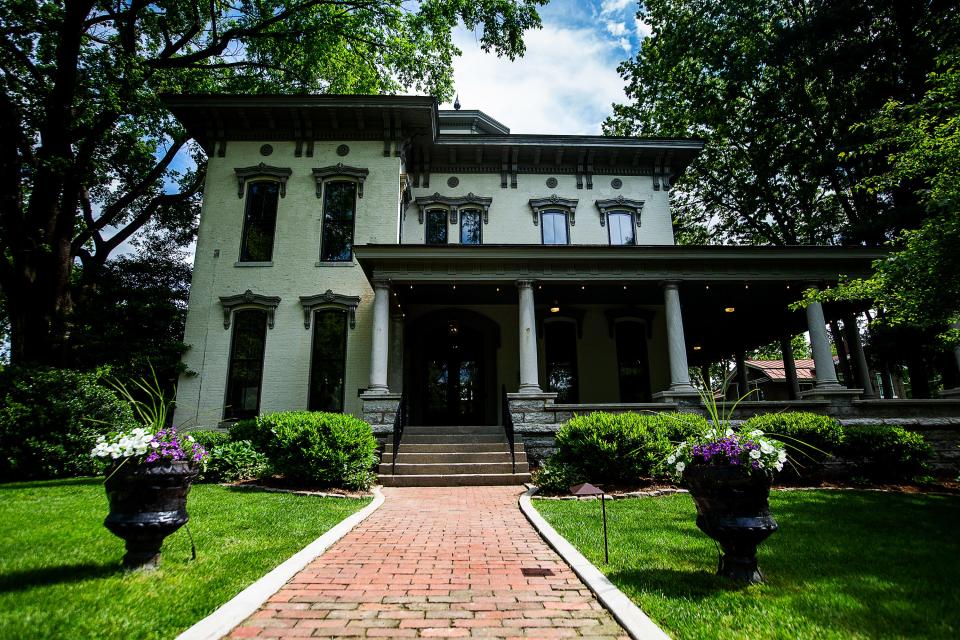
[203, 440, 271, 483]
[0, 367, 135, 480]
[660, 412, 710, 442]
[228, 418, 268, 450]
[742, 412, 845, 462]
[184, 429, 231, 452]
[553, 412, 701, 484]
[256, 411, 377, 490]
[532, 458, 586, 493]
[841, 425, 932, 482]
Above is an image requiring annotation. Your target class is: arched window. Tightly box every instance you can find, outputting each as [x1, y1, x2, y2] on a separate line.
[239, 181, 280, 262]
[224, 309, 268, 419]
[460, 208, 482, 245]
[544, 319, 579, 402]
[607, 212, 636, 245]
[425, 209, 448, 245]
[541, 210, 569, 245]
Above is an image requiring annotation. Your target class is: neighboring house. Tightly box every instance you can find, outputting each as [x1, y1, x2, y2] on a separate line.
[733, 360, 819, 400]
[163, 95, 886, 431]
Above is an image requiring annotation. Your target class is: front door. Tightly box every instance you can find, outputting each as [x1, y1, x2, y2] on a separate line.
[422, 321, 485, 425]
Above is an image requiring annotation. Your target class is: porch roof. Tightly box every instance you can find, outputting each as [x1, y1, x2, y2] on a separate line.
[354, 244, 884, 283]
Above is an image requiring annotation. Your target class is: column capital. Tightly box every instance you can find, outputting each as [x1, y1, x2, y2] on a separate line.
[661, 280, 681, 290]
[372, 277, 391, 291]
[515, 279, 537, 290]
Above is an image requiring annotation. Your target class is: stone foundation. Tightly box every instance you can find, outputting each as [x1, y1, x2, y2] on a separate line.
[359, 392, 401, 436]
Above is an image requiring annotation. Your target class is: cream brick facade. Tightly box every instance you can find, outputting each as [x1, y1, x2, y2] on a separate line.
[166, 97, 701, 427]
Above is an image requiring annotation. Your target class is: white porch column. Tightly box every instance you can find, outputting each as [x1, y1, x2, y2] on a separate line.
[516, 279, 542, 394]
[367, 278, 390, 394]
[663, 281, 695, 391]
[805, 298, 841, 389]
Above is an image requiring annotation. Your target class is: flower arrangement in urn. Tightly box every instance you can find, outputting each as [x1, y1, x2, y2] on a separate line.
[90, 371, 209, 570]
[666, 387, 787, 584]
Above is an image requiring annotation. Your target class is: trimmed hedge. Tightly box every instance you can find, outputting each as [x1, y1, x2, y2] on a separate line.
[0, 367, 135, 480]
[841, 425, 932, 482]
[552, 411, 707, 484]
[742, 412, 845, 462]
[203, 440, 271, 483]
[254, 412, 378, 490]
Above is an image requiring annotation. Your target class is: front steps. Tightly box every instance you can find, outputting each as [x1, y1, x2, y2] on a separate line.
[378, 425, 531, 487]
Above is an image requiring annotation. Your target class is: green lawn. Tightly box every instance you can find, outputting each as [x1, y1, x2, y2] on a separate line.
[0, 478, 370, 639]
[535, 490, 960, 640]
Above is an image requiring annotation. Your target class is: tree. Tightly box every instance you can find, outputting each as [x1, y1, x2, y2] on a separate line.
[0, 0, 546, 366]
[809, 52, 960, 339]
[605, 0, 956, 247]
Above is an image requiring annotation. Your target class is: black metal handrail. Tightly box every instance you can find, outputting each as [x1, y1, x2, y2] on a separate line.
[391, 393, 406, 475]
[501, 385, 516, 474]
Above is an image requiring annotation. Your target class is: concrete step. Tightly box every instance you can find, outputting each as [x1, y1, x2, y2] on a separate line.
[378, 473, 532, 487]
[387, 433, 507, 445]
[402, 425, 506, 436]
[382, 451, 528, 465]
[394, 443, 525, 454]
[379, 461, 528, 475]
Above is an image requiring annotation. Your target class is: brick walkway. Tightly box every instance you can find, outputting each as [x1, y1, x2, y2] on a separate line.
[227, 486, 628, 639]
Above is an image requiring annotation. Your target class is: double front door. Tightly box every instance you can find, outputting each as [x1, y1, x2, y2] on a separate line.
[421, 322, 485, 425]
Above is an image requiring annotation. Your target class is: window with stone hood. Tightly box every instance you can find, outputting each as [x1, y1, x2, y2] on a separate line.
[224, 309, 268, 419]
[308, 309, 348, 412]
[459, 209, 482, 245]
[239, 182, 280, 262]
[320, 181, 357, 262]
[425, 209, 448, 245]
[607, 212, 636, 245]
[541, 210, 569, 245]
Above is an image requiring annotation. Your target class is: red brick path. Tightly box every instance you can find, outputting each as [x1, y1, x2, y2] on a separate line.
[227, 486, 628, 639]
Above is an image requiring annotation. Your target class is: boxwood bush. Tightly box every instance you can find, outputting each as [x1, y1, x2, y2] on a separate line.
[0, 367, 135, 480]
[550, 411, 707, 485]
[742, 412, 845, 462]
[841, 425, 932, 482]
[254, 412, 378, 490]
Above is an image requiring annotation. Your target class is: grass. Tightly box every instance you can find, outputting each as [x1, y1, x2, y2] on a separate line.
[535, 490, 960, 640]
[0, 478, 370, 639]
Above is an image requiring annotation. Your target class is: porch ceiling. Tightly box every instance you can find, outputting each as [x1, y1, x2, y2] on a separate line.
[392, 280, 866, 367]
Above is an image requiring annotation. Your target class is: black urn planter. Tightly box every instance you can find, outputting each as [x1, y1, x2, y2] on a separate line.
[683, 464, 778, 584]
[103, 460, 199, 569]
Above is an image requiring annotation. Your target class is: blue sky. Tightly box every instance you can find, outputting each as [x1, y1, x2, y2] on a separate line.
[442, 0, 648, 133]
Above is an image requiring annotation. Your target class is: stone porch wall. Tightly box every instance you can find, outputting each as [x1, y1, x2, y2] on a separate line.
[508, 393, 960, 473]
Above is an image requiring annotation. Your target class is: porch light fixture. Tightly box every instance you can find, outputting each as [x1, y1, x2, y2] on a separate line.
[693, 345, 702, 351]
[725, 307, 736, 313]
[550, 301, 560, 313]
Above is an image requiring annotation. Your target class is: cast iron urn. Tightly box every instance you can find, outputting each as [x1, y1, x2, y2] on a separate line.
[683, 464, 778, 584]
[103, 460, 199, 569]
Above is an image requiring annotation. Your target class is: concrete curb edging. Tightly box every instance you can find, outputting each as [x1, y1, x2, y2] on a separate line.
[519, 487, 672, 640]
[176, 486, 386, 640]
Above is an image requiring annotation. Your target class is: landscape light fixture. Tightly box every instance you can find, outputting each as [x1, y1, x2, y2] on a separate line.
[570, 483, 609, 563]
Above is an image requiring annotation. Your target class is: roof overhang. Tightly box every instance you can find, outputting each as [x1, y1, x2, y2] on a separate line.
[354, 244, 884, 283]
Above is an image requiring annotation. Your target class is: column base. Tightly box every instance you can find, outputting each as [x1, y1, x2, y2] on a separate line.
[516, 384, 544, 395]
[652, 389, 702, 406]
[799, 387, 863, 401]
[362, 385, 390, 396]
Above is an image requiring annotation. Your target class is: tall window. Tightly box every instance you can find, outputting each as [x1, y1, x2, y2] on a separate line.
[541, 211, 569, 245]
[545, 321, 579, 402]
[320, 181, 357, 262]
[425, 210, 448, 245]
[240, 182, 280, 262]
[308, 309, 348, 412]
[225, 310, 268, 419]
[615, 321, 651, 402]
[460, 209, 482, 245]
[608, 212, 636, 245]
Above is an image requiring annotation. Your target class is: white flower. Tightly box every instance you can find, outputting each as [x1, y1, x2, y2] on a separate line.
[725, 428, 734, 436]
[187, 435, 195, 442]
[778, 450, 788, 462]
[760, 441, 775, 455]
[749, 449, 762, 460]
[706, 429, 716, 438]
[758, 460, 765, 468]
[677, 442, 686, 450]
[675, 462, 686, 473]
[750, 429, 763, 437]
[667, 455, 676, 464]
[775, 461, 784, 471]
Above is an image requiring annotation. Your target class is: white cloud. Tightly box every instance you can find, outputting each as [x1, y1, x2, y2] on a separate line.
[445, 24, 627, 134]
[606, 21, 627, 37]
[634, 16, 653, 39]
[600, 0, 633, 15]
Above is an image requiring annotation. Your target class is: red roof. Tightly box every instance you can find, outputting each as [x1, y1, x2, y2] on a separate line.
[746, 359, 817, 381]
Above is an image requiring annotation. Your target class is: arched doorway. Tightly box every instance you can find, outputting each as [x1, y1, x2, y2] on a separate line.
[406, 309, 499, 426]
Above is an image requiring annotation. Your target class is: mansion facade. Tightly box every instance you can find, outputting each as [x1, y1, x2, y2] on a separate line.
[165, 95, 954, 440]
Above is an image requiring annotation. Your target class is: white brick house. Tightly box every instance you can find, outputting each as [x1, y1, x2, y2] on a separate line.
[164, 95, 888, 438]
